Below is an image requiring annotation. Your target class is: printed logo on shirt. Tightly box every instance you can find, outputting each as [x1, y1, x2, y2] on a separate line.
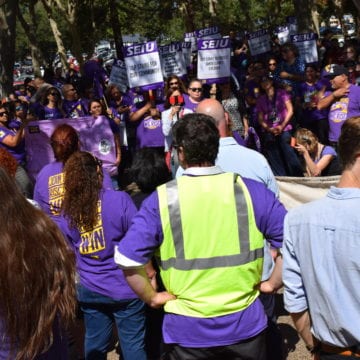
[329, 97, 348, 123]
[144, 118, 161, 130]
[79, 201, 105, 255]
[48, 172, 65, 215]
[0, 130, 5, 139]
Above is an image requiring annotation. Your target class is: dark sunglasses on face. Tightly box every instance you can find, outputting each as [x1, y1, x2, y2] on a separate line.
[49, 92, 59, 96]
[170, 82, 178, 86]
[189, 88, 202, 92]
[15, 106, 24, 111]
[269, 63, 276, 66]
[0, 111, 8, 116]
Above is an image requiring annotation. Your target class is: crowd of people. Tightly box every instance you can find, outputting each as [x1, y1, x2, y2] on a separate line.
[0, 32, 359, 360]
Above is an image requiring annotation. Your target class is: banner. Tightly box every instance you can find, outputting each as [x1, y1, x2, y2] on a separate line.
[197, 38, 231, 83]
[123, 41, 163, 90]
[159, 42, 187, 78]
[247, 29, 271, 56]
[291, 33, 318, 64]
[276, 175, 340, 210]
[25, 116, 118, 180]
[109, 59, 129, 93]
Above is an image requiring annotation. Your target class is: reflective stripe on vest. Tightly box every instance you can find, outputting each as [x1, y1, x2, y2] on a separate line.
[159, 173, 263, 271]
[157, 172, 264, 317]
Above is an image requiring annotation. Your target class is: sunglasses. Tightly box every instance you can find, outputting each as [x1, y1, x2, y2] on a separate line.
[189, 88, 202, 92]
[49, 92, 59, 96]
[15, 106, 24, 111]
[269, 63, 276, 66]
[170, 82, 178, 86]
[0, 111, 8, 116]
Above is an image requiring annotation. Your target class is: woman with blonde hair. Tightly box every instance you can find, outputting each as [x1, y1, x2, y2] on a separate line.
[294, 128, 341, 176]
[0, 166, 76, 359]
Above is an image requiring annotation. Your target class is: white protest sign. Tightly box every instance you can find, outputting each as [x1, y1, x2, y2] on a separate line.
[247, 29, 271, 56]
[182, 41, 192, 68]
[159, 42, 187, 78]
[123, 41, 163, 90]
[184, 31, 197, 52]
[275, 26, 290, 45]
[196, 26, 222, 40]
[291, 33, 318, 63]
[109, 59, 129, 93]
[197, 38, 230, 82]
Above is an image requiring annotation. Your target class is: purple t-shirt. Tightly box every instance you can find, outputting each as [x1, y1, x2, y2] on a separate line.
[38, 106, 64, 120]
[256, 89, 292, 131]
[116, 175, 286, 347]
[0, 126, 26, 163]
[55, 189, 138, 299]
[327, 85, 360, 142]
[62, 99, 88, 118]
[299, 80, 328, 123]
[34, 161, 113, 216]
[183, 93, 201, 112]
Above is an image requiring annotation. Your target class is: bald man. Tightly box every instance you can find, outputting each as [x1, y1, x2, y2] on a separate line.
[177, 98, 278, 195]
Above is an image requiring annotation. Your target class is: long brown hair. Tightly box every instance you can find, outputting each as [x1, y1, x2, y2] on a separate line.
[0, 166, 76, 360]
[61, 151, 103, 231]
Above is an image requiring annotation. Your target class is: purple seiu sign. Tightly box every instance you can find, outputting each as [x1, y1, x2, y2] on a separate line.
[123, 41, 163, 90]
[25, 116, 118, 181]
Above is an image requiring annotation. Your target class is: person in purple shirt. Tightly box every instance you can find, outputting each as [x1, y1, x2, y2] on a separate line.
[183, 78, 204, 112]
[35, 86, 65, 120]
[0, 166, 75, 360]
[129, 90, 165, 152]
[34, 124, 112, 216]
[318, 63, 360, 149]
[55, 151, 147, 360]
[62, 83, 88, 118]
[115, 113, 286, 360]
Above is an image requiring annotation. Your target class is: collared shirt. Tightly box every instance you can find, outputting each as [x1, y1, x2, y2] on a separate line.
[115, 166, 286, 347]
[283, 186, 360, 347]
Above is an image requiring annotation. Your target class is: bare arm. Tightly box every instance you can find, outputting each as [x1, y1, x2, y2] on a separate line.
[290, 310, 317, 351]
[259, 252, 283, 293]
[1, 123, 27, 147]
[129, 102, 152, 122]
[123, 267, 176, 308]
[295, 144, 333, 176]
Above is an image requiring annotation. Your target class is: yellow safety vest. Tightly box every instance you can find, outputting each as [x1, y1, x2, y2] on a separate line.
[157, 172, 264, 318]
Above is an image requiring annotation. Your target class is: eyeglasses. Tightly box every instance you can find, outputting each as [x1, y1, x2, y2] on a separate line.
[49, 92, 59, 96]
[0, 111, 8, 116]
[189, 88, 202, 92]
[15, 106, 24, 111]
[170, 82, 178, 86]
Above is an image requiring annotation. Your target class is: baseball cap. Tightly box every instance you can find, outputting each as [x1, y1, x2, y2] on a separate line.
[324, 64, 349, 79]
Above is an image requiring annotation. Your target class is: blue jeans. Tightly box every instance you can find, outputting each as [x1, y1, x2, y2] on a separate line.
[77, 284, 146, 360]
[262, 131, 303, 176]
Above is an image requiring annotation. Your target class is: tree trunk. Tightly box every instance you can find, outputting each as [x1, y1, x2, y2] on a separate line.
[16, 0, 46, 76]
[41, 0, 68, 70]
[109, 0, 123, 60]
[179, 0, 196, 33]
[0, 0, 17, 97]
[66, 1, 84, 72]
[293, 0, 313, 32]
